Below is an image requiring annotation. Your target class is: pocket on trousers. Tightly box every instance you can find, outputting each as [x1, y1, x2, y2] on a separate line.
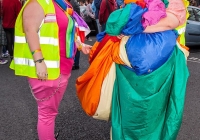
[28, 76, 60, 100]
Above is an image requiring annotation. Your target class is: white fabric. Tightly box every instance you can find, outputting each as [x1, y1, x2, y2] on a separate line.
[119, 36, 132, 68]
[92, 62, 116, 121]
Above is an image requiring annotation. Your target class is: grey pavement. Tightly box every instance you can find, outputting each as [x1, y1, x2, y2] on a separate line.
[0, 37, 200, 140]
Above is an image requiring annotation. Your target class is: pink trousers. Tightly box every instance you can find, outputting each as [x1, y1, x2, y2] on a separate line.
[28, 74, 71, 140]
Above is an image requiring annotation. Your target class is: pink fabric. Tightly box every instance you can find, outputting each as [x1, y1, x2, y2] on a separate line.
[166, 0, 186, 26]
[53, 1, 74, 74]
[142, 0, 166, 28]
[28, 73, 71, 140]
[142, 0, 186, 27]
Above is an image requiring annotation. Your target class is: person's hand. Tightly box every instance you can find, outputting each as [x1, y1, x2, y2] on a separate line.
[75, 40, 92, 54]
[82, 44, 92, 54]
[35, 61, 48, 81]
[117, 34, 124, 39]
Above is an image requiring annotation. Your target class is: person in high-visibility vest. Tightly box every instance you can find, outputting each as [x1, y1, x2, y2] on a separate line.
[10, 0, 91, 139]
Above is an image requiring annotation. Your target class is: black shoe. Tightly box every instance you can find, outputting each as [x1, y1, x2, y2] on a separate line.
[72, 65, 79, 70]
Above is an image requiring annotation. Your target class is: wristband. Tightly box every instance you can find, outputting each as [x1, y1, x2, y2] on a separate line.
[77, 41, 86, 51]
[34, 58, 44, 64]
[78, 44, 83, 51]
[32, 49, 41, 55]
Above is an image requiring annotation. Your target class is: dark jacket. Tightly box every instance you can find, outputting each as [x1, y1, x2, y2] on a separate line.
[69, 0, 80, 15]
[99, 0, 117, 25]
[94, 0, 102, 19]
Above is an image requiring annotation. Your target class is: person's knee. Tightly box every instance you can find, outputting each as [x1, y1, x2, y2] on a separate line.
[38, 109, 58, 125]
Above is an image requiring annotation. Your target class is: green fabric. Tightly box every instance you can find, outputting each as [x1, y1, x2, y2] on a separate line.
[161, 0, 169, 8]
[105, 4, 131, 36]
[111, 46, 189, 140]
[66, 14, 74, 58]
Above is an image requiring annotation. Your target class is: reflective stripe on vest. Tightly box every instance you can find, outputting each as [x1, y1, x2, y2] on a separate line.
[44, 14, 56, 23]
[177, 27, 186, 35]
[14, 57, 59, 68]
[15, 36, 58, 46]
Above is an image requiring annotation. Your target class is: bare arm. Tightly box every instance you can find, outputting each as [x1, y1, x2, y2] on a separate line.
[23, 0, 47, 80]
[23, 0, 44, 60]
[144, 0, 187, 33]
[143, 12, 179, 33]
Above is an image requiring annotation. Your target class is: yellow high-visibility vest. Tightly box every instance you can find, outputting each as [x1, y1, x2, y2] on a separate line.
[175, 0, 189, 46]
[10, 0, 60, 79]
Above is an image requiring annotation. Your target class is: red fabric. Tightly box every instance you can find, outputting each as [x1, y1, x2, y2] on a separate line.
[1, 0, 22, 28]
[89, 34, 120, 63]
[76, 27, 85, 43]
[98, 0, 117, 25]
[136, 0, 146, 8]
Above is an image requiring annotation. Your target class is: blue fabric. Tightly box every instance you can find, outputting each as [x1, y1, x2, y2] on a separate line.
[94, 0, 102, 19]
[91, 1, 96, 13]
[125, 30, 177, 75]
[96, 31, 106, 42]
[116, 0, 124, 8]
[121, 4, 147, 35]
[105, 3, 147, 36]
[55, 0, 71, 10]
[74, 49, 80, 66]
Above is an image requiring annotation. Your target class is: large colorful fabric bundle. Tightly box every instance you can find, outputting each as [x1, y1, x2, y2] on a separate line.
[76, 0, 189, 139]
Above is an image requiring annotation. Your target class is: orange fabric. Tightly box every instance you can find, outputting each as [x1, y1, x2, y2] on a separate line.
[112, 42, 125, 65]
[67, 8, 73, 15]
[89, 35, 113, 63]
[177, 36, 189, 51]
[124, 0, 137, 4]
[124, 0, 145, 6]
[89, 41, 100, 63]
[76, 36, 124, 116]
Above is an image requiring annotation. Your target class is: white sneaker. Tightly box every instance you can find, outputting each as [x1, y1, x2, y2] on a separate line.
[2, 50, 9, 58]
[0, 59, 8, 64]
[87, 38, 92, 41]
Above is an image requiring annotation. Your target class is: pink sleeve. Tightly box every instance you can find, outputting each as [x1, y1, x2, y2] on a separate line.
[166, 0, 186, 26]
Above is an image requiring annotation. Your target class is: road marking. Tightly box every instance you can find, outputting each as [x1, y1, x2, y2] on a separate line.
[187, 57, 200, 63]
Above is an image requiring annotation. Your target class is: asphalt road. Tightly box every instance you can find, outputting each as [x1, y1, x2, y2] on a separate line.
[0, 37, 200, 140]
